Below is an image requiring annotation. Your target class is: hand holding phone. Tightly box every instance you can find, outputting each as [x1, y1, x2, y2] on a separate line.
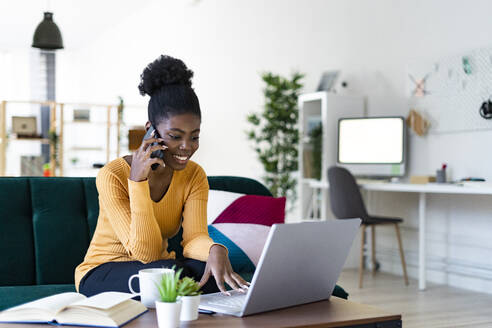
[129, 125, 167, 182]
[143, 125, 166, 171]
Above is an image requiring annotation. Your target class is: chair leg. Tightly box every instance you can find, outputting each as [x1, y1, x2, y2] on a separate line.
[371, 225, 376, 275]
[394, 223, 409, 286]
[359, 224, 366, 288]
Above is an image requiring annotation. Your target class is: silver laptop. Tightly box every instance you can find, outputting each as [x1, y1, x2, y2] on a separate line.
[199, 219, 361, 317]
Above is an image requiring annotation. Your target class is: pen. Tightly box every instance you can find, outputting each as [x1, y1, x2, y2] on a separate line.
[461, 177, 485, 182]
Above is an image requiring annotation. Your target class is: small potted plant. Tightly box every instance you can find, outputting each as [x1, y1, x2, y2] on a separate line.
[155, 267, 183, 328]
[70, 157, 79, 167]
[177, 277, 202, 321]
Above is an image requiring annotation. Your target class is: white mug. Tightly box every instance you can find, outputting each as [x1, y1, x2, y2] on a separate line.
[128, 268, 174, 308]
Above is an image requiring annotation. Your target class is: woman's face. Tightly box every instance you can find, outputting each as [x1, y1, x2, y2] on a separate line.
[153, 113, 201, 170]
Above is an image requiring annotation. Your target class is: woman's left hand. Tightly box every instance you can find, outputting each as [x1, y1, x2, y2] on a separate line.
[199, 244, 250, 295]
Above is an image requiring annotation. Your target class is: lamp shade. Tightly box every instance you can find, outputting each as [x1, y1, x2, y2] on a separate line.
[32, 12, 64, 50]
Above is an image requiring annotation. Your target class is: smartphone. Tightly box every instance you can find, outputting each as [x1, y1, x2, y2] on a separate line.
[143, 125, 165, 170]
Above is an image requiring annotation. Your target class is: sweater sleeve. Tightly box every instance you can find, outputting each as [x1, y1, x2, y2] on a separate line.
[181, 165, 226, 261]
[96, 167, 163, 262]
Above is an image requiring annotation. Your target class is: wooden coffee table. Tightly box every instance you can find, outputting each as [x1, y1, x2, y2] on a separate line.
[127, 297, 401, 328]
[0, 297, 401, 328]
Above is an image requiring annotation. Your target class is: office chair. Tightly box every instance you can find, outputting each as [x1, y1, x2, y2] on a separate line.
[327, 166, 409, 288]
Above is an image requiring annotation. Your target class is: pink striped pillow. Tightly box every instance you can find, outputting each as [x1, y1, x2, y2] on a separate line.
[212, 223, 271, 266]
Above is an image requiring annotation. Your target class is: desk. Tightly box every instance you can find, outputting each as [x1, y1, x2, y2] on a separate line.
[309, 180, 492, 291]
[362, 182, 492, 291]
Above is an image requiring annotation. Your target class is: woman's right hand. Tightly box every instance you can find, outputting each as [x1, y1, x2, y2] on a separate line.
[129, 131, 168, 182]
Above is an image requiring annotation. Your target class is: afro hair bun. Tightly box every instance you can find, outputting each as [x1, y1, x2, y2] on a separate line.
[138, 55, 194, 97]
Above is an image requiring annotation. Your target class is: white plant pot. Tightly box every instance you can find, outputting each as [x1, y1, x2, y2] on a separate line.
[179, 295, 200, 321]
[155, 300, 182, 328]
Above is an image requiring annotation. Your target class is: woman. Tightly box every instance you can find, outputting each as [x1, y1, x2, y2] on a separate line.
[75, 55, 248, 296]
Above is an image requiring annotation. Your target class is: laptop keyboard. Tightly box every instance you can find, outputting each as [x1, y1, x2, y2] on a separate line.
[205, 292, 247, 309]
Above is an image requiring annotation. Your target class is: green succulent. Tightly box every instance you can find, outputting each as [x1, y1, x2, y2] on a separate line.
[156, 266, 183, 303]
[177, 276, 202, 297]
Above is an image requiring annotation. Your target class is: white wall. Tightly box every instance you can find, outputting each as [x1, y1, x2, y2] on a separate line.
[7, 0, 492, 292]
[63, 0, 492, 178]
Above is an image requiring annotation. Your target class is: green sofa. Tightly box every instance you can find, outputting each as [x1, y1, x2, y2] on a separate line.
[0, 176, 347, 311]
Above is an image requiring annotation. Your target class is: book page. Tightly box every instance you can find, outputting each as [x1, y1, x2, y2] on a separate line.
[55, 299, 147, 327]
[3, 292, 84, 314]
[0, 292, 85, 323]
[67, 292, 137, 310]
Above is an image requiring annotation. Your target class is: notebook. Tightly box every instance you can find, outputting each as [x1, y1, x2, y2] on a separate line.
[0, 292, 147, 327]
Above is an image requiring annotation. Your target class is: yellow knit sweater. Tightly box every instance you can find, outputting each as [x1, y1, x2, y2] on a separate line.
[74, 158, 219, 291]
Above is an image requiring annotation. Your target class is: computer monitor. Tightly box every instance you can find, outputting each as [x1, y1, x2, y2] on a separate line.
[337, 116, 406, 177]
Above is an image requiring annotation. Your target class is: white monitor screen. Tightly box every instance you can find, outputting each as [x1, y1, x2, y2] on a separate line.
[338, 117, 404, 164]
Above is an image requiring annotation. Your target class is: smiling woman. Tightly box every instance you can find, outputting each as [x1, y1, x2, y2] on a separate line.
[74, 55, 249, 299]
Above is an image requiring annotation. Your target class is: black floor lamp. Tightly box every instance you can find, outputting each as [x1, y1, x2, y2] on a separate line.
[31, 10, 63, 166]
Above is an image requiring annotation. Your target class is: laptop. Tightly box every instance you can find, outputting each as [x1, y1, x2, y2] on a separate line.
[199, 218, 361, 317]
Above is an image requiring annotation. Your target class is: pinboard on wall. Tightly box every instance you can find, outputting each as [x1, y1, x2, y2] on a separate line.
[407, 46, 492, 134]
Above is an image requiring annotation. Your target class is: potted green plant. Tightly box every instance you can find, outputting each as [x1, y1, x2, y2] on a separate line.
[177, 277, 202, 321]
[70, 157, 79, 167]
[309, 123, 322, 180]
[48, 128, 59, 174]
[246, 72, 304, 211]
[155, 267, 183, 328]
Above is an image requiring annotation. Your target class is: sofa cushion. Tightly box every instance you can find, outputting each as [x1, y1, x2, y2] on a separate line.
[0, 284, 76, 311]
[333, 285, 349, 299]
[0, 178, 36, 286]
[207, 190, 245, 224]
[31, 178, 91, 284]
[168, 176, 276, 258]
[207, 225, 256, 273]
[82, 178, 99, 239]
[211, 223, 271, 266]
[208, 176, 272, 196]
[212, 194, 286, 226]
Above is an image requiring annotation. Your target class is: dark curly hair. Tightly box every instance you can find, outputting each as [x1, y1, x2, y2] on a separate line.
[138, 55, 201, 125]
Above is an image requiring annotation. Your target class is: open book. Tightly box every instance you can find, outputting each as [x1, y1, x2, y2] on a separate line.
[0, 292, 147, 327]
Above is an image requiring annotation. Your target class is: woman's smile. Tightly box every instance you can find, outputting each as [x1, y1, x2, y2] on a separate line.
[172, 154, 190, 164]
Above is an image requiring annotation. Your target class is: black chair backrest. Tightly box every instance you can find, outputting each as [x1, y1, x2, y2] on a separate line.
[328, 166, 369, 221]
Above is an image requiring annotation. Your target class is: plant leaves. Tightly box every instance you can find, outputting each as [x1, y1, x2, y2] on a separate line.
[246, 71, 304, 206]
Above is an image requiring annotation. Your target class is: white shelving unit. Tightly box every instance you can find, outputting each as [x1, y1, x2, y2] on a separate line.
[61, 104, 146, 177]
[298, 92, 365, 220]
[0, 100, 146, 177]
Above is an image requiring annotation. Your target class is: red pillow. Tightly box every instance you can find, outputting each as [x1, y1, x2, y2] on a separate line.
[212, 195, 285, 226]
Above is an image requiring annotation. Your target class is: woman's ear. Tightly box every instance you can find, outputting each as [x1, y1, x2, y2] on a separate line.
[144, 121, 151, 131]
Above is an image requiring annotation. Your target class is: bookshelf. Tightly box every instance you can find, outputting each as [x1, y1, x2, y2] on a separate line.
[298, 92, 365, 220]
[0, 100, 146, 177]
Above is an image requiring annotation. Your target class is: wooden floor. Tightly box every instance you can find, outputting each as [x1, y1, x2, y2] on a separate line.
[338, 269, 492, 327]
